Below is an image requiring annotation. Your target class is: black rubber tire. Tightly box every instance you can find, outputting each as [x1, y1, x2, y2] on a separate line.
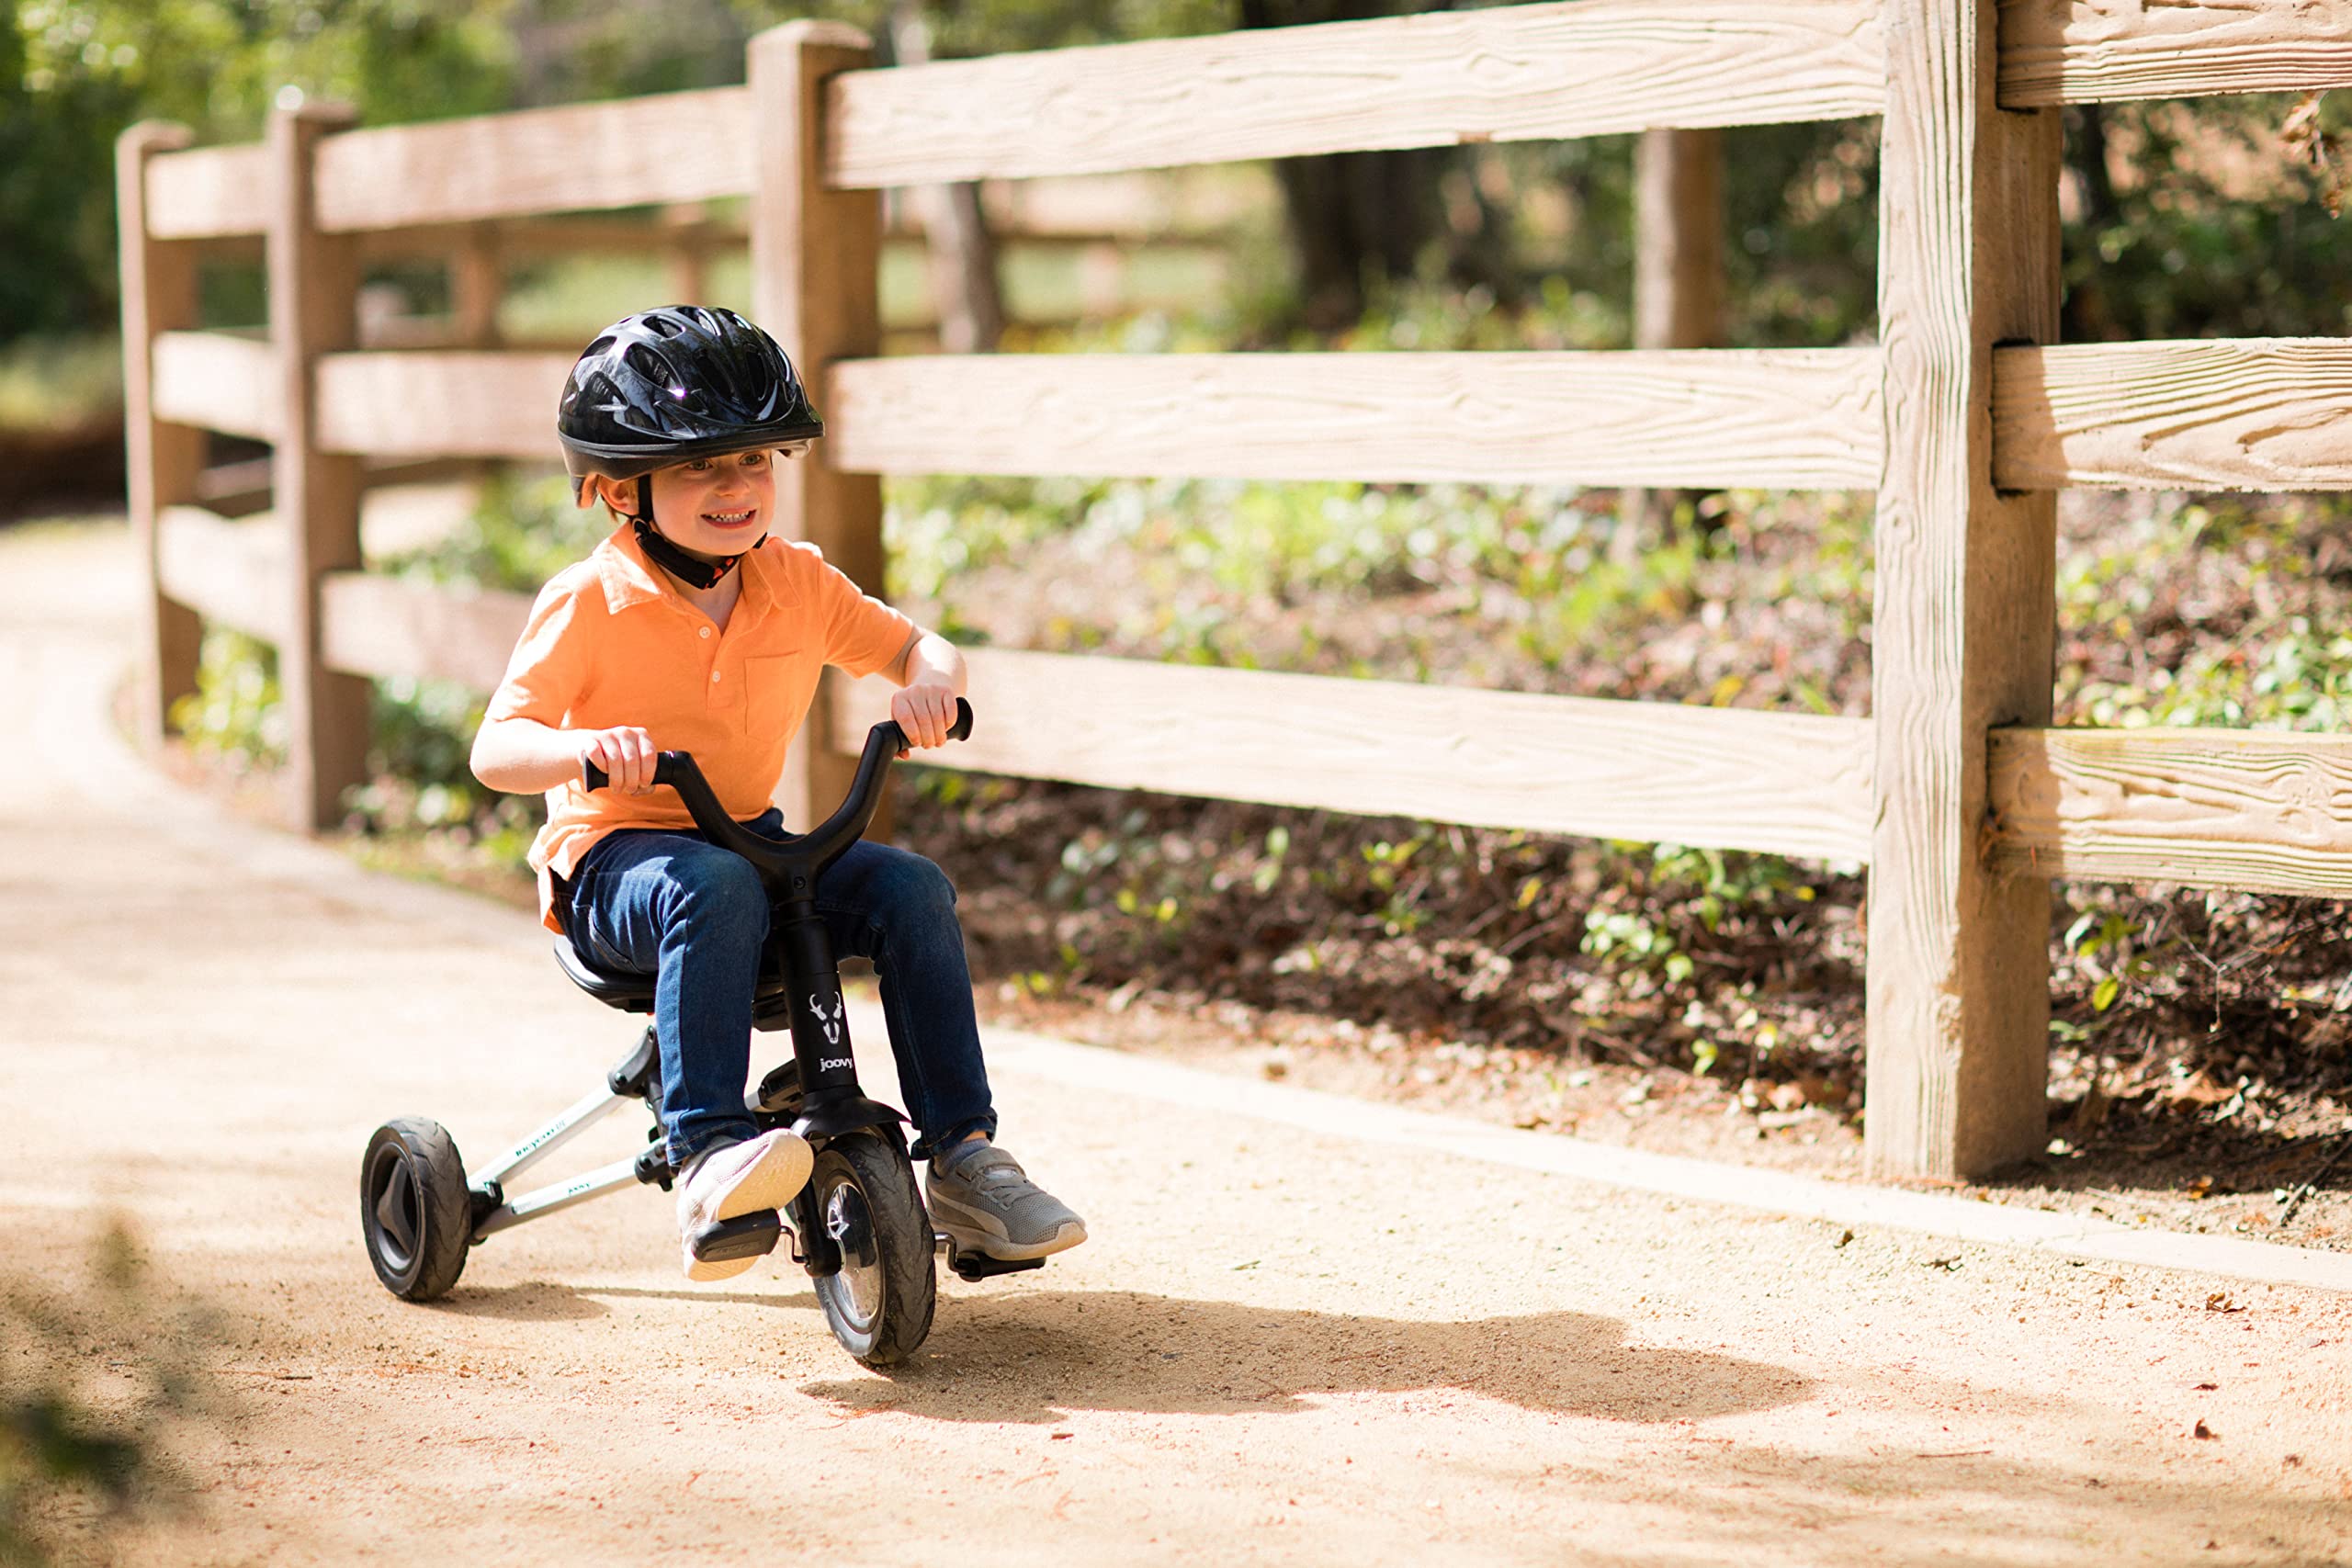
[360, 1118, 472, 1301]
[808, 1133, 936, 1367]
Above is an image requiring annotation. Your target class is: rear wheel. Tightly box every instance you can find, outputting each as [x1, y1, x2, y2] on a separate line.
[808, 1133, 935, 1366]
[360, 1118, 472, 1301]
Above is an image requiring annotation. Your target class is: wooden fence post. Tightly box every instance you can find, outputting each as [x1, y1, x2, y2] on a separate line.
[116, 121, 207, 743]
[1867, 0, 2063, 1179]
[268, 102, 371, 831]
[750, 21, 885, 831]
[452, 224, 503, 347]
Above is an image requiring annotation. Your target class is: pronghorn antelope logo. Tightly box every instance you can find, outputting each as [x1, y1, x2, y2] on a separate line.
[808, 993, 844, 1046]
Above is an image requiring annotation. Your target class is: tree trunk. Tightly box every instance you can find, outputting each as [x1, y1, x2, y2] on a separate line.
[1617, 126, 1725, 563]
[1239, 0, 1483, 329]
[888, 1, 1004, 353]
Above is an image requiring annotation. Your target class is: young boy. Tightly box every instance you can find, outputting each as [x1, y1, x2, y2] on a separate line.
[470, 305, 1085, 1280]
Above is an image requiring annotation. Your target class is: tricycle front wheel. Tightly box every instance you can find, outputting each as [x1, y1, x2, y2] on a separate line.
[808, 1132, 935, 1366]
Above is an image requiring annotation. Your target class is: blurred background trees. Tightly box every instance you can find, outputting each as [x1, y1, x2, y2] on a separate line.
[5, 0, 2351, 470]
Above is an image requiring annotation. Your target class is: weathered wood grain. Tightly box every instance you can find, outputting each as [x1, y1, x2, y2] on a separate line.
[119, 123, 209, 739]
[752, 22, 887, 831]
[823, 650, 1876, 864]
[156, 506, 286, 646]
[1867, 0, 2063, 1180]
[826, 0, 1884, 186]
[1994, 340, 2352, 491]
[311, 87, 754, 232]
[143, 141, 270, 239]
[1989, 728, 2352, 896]
[829, 349, 1884, 489]
[312, 351, 572, 458]
[151, 331, 280, 444]
[320, 572, 533, 690]
[2001, 0, 2352, 106]
[271, 105, 373, 831]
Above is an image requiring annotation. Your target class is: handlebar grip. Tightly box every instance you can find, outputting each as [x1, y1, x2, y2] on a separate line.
[582, 753, 680, 792]
[880, 697, 976, 754]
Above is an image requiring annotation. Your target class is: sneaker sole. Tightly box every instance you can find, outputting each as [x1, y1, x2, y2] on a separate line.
[679, 1134, 813, 1281]
[695, 1134, 814, 1225]
[683, 1244, 762, 1283]
[927, 1200, 1088, 1263]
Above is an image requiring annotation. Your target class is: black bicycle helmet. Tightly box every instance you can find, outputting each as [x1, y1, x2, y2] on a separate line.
[556, 304, 823, 493]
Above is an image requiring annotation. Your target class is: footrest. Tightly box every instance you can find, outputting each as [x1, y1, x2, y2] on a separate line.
[690, 1210, 783, 1265]
[936, 1232, 1049, 1282]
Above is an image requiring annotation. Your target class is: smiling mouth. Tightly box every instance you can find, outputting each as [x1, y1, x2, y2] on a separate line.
[703, 509, 757, 527]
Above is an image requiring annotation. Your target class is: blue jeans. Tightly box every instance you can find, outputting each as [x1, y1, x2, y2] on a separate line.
[561, 809, 996, 1168]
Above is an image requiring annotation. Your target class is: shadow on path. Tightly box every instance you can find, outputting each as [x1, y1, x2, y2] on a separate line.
[801, 1289, 1810, 1425]
[424, 1280, 821, 1318]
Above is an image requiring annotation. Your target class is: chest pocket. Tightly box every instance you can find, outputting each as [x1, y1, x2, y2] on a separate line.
[745, 653, 816, 740]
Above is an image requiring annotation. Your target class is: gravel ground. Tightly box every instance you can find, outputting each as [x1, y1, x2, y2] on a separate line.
[7, 519, 2351, 1566]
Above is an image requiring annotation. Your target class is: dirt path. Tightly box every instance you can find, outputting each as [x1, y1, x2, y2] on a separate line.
[6, 517, 2351, 1566]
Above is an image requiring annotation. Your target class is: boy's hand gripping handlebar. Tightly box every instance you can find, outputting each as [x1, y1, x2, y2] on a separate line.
[581, 699, 974, 897]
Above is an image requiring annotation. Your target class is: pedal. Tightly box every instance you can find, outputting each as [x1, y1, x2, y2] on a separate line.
[690, 1210, 783, 1265]
[935, 1232, 1048, 1282]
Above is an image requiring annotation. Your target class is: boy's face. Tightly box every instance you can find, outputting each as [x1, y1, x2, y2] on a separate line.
[591, 446, 802, 559]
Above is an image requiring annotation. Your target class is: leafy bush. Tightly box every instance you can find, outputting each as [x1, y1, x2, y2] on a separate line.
[377, 470, 605, 593]
[167, 627, 285, 768]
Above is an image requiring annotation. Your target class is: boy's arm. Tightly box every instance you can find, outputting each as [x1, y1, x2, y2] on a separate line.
[888, 626, 967, 752]
[471, 716, 661, 795]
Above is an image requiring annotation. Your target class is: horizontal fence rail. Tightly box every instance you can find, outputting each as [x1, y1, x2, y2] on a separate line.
[828, 349, 1884, 488]
[155, 506, 284, 645]
[1994, 340, 2352, 492]
[1988, 727, 2352, 896]
[825, 651, 1878, 863]
[319, 573, 535, 690]
[1999, 0, 2352, 107]
[151, 332, 279, 443]
[143, 142, 270, 239]
[311, 87, 755, 232]
[314, 351, 571, 457]
[825, 0, 1886, 186]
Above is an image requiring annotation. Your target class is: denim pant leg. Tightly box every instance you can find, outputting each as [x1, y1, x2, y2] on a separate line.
[811, 839, 995, 1161]
[565, 829, 768, 1168]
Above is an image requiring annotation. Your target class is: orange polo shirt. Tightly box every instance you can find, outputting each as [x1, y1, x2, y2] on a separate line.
[486, 523, 916, 933]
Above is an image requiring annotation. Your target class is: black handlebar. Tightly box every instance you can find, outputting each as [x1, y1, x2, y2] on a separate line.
[580, 698, 974, 898]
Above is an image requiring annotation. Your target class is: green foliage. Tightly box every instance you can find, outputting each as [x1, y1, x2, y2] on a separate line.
[884, 473, 1114, 605]
[0, 331, 119, 432]
[0, 5, 132, 341]
[345, 675, 541, 860]
[168, 626, 286, 767]
[1580, 841, 1817, 995]
[379, 470, 607, 592]
[6, 0, 518, 343]
[2063, 96, 2352, 342]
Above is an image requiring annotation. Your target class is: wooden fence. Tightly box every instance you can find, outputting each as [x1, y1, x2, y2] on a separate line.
[119, 1, 2352, 1182]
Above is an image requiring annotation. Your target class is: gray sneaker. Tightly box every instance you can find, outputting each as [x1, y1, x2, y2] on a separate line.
[925, 1143, 1086, 1261]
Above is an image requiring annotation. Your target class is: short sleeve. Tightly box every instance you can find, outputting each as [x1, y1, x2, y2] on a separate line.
[484, 572, 593, 726]
[806, 548, 917, 680]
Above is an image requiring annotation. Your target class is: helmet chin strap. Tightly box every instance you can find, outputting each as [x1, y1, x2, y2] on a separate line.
[627, 475, 763, 590]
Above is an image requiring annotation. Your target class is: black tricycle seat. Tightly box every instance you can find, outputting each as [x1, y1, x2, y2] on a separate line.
[552, 934, 792, 1024]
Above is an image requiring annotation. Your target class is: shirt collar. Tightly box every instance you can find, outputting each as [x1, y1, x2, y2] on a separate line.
[593, 523, 797, 619]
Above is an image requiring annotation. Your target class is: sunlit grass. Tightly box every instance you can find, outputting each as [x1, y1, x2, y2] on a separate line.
[0, 333, 122, 433]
